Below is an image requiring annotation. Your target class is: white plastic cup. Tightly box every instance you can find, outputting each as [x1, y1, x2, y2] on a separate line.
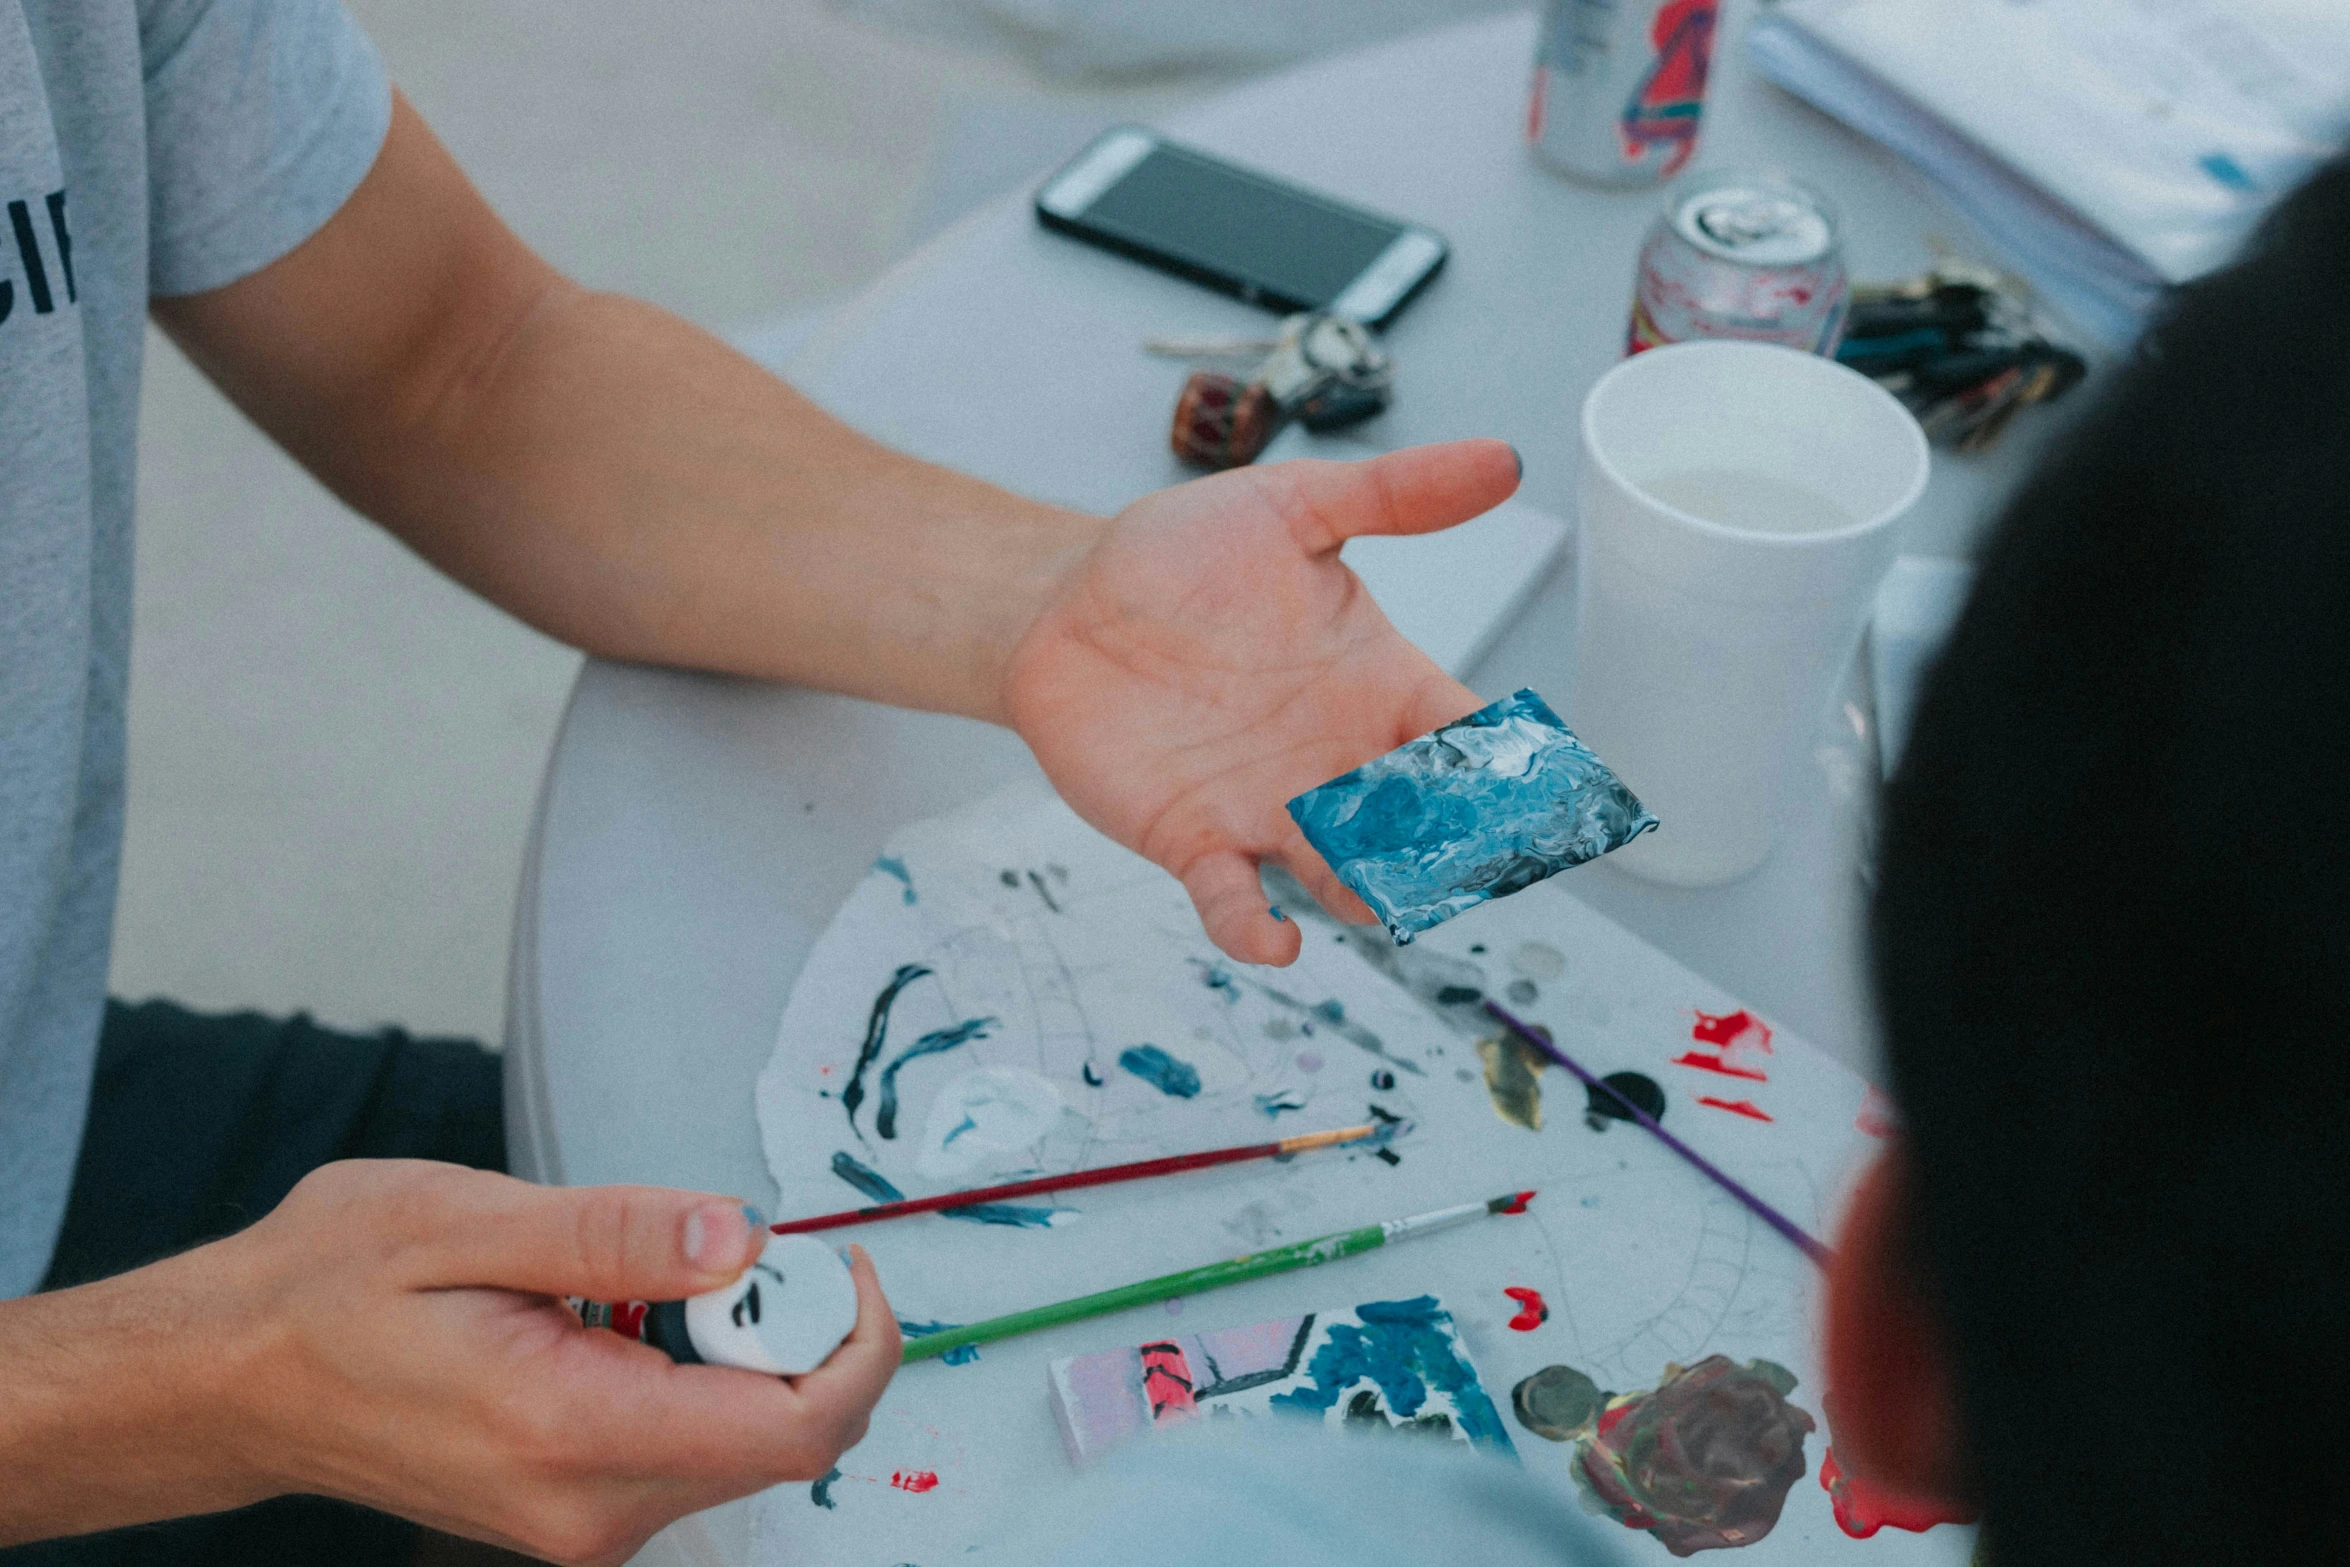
[1573, 340, 1930, 886]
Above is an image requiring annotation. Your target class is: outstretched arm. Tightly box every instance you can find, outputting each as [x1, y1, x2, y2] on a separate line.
[155, 93, 1520, 963]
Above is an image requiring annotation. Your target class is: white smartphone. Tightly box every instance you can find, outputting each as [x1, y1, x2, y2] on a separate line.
[1035, 126, 1449, 329]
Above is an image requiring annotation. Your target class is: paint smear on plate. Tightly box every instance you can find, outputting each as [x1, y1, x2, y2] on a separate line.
[1513, 1364, 1608, 1442]
[872, 855, 916, 904]
[875, 1016, 996, 1140]
[939, 1201, 1074, 1229]
[810, 1466, 842, 1509]
[897, 1318, 980, 1366]
[830, 1149, 905, 1203]
[841, 963, 932, 1139]
[1510, 941, 1567, 982]
[1573, 1355, 1815, 1556]
[1503, 1286, 1549, 1331]
[914, 1066, 1066, 1181]
[1119, 1044, 1202, 1098]
[1585, 1071, 1666, 1130]
[1477, 1030, 1549, 1130]
[1198, 960, 1427, 1077]
[890, 1470, 940, 1494]
[1254, 1091, 1307, 1117]
[1677, 1008, 1774, 1084]
[1697, 1095, 1774, 1122]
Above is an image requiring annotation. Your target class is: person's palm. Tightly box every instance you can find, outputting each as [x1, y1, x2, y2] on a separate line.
[1005, 439, 1518, 966]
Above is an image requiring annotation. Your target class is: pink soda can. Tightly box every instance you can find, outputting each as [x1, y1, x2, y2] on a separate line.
[1528, 0, 1720, 187]
[1626, 172, 1850, 356]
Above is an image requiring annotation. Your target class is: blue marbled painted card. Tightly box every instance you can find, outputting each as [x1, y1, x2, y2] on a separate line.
[1286, 689, 1657, 943]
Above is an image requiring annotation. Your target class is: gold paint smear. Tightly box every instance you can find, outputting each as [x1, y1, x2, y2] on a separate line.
[1477, 1031, 1548, 1130]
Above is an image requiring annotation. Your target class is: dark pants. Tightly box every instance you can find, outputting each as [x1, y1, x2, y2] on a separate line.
[5, 999, 506, 1567]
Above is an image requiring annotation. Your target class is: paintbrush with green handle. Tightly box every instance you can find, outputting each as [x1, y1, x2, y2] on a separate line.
[900, 1190, 1535, 1364]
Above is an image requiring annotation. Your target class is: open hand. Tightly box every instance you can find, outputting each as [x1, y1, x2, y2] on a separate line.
[1003, 439, 1518, 966]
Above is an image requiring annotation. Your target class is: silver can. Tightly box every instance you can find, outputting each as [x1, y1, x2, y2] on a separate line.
[1528, 0, 1721, 187]
[1627, 172, 1850, 355]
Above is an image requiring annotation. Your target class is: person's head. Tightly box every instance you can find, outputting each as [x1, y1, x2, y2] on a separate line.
[1824, 157, 2350, 1564]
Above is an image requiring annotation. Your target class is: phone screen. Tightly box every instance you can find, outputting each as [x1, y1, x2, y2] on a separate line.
[1080, 145, 1409, 309]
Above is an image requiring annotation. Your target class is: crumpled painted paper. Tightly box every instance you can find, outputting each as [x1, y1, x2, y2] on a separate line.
[1286, 689, 1657, 943]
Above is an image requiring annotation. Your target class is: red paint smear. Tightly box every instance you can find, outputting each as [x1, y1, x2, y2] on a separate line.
[1500, 1190, 1535, 1215]
[1140, 1341, 1197, 1421]
[1503, 1286, 1550, 1331]
[1670, 1050, 1769, 1082]
[1696, 1095, 1774, 1122]
[1820, 1448, 1954, 1538]
[1691, 1008, 1773, 1051]
[890, 1470, 940, 1494]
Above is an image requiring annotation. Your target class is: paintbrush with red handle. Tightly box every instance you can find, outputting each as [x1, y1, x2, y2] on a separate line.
[771, 1123, 1385, 1236]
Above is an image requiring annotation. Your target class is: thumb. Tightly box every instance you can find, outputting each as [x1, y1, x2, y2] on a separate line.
[392, 1168, 769, 1301]
[1268, 437, 1521, 555]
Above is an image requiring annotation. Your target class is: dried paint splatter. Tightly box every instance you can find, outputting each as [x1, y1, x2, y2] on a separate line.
[1573, 1356, 1815, 1557]
[1504, 1286, 1550, 1331]
[1697, 1095, 1773, 1123]
[890, 1469, 940, 1493]
[1118, 1044, 1201, 1098]
[1477, 1029, 1550, 1129]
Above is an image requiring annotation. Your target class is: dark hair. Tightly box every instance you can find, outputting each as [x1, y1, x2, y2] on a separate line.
[1873, 158, 2350, 1565]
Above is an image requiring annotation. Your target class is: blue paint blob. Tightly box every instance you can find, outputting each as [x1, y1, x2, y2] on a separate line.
[830, 1149, 906, 1204]
[1119, 1044, 1203, 1098]
[1254, 1091, 1308, 1118]
[1285, 689, 1656, 944]
[1266, 1295, 1515, 1457]
[1268, 904, 1287, 922]
[939, 1202, 1065, 1230]
[874, 1015, 996, 1139]
[897, 1318, 982, 1365]
[873, 855, 917, 904]
[810, 1465, 842, 1508]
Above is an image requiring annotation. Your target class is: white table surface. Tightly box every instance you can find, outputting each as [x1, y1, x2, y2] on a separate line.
[503, 9, 2082, 1562]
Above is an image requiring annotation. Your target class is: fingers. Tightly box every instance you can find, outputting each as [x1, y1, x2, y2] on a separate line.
[1183, 848, 1304, 966]
[1271, 438, 1520, 555]
[778, 1245, 899, 1435]
[590, 1245, 899, 1482]
[375, 1166, 769, 1301]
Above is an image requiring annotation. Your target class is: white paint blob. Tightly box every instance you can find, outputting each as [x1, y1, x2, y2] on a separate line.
[684, 1233, 859, 1376]
[914, 1065, 1068, 1181]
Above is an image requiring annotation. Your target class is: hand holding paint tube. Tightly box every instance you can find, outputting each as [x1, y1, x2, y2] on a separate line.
[575, 1232, 862, 1375]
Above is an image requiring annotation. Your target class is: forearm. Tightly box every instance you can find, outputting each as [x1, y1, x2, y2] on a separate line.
[363, 288, 1106, 724]
[0, 1253, 268, 1543]
[156, 94, 1103, 725]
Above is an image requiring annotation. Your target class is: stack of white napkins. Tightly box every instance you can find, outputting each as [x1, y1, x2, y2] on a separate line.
[1747, 0, 2350, 344]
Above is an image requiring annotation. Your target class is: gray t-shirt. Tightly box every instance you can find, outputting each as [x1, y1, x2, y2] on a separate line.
[1, 0, 389, 1297]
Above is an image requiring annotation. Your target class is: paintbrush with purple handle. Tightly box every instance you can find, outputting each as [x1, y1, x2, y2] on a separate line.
[1484, 999, 1835, 1269]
